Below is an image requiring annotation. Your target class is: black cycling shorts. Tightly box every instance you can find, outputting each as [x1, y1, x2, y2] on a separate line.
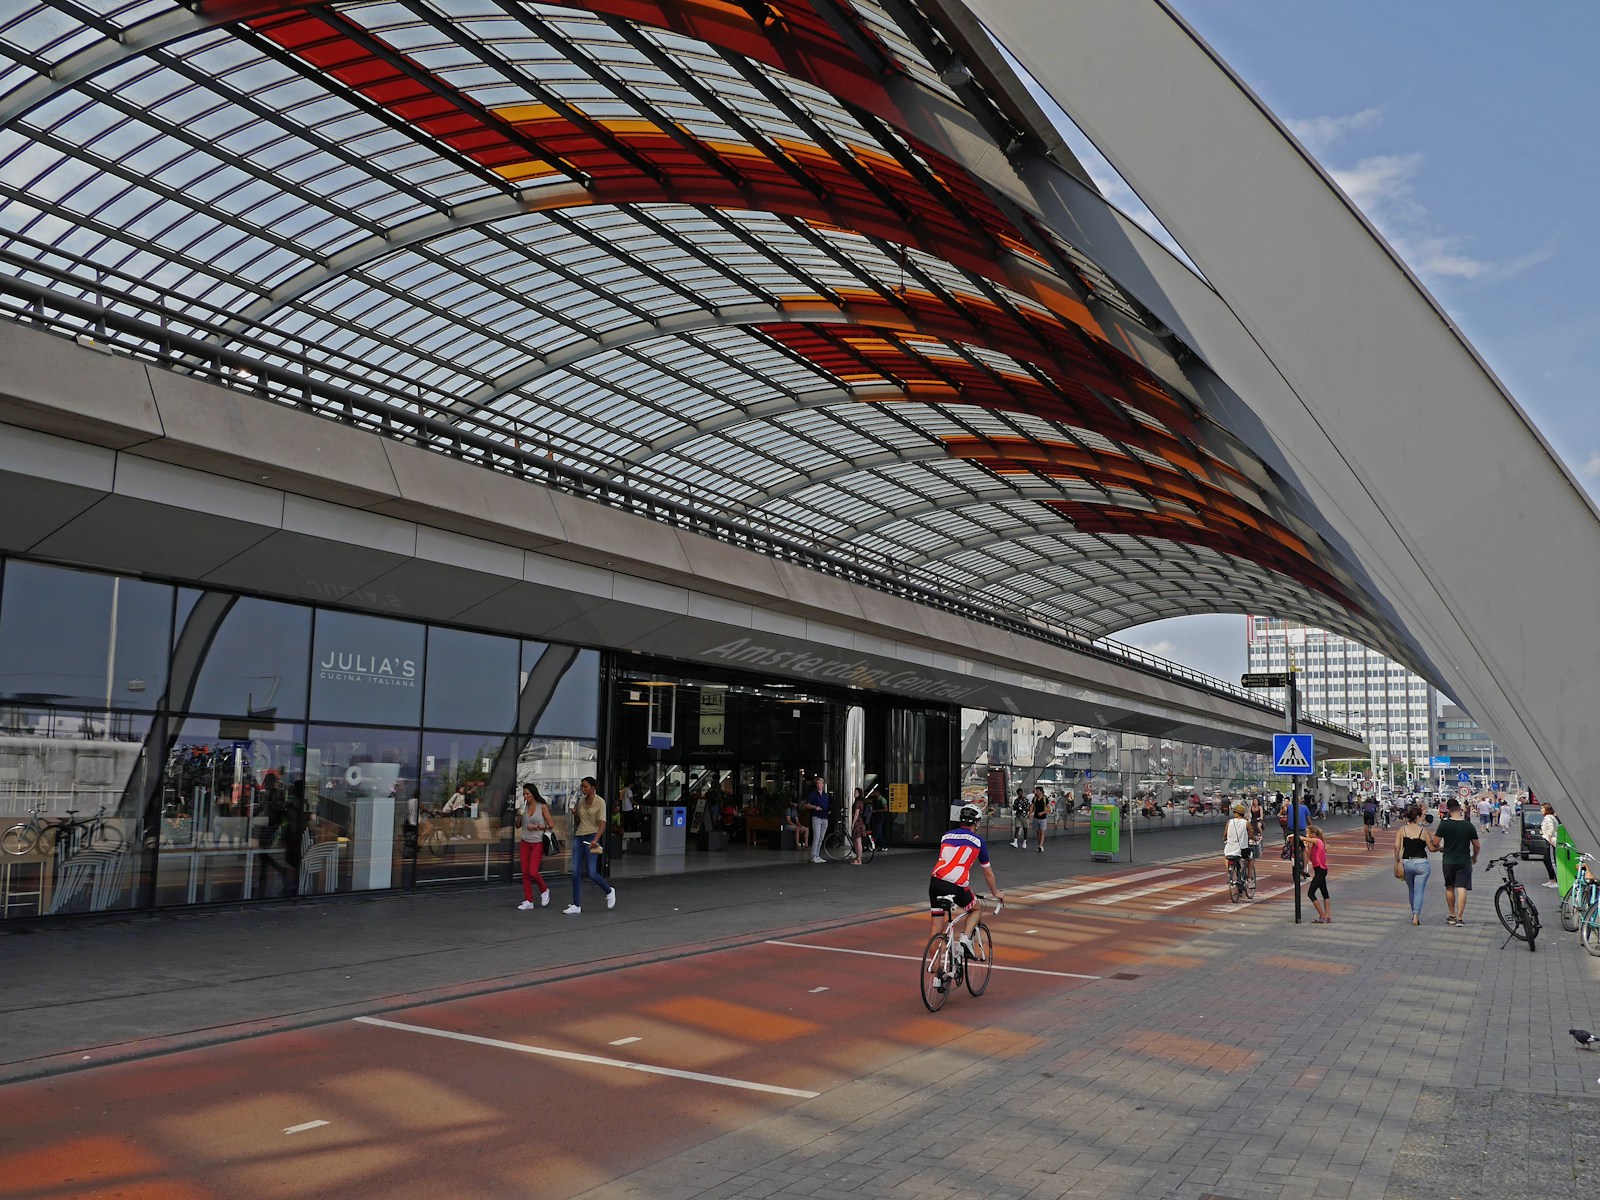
[929, 877, 976, 915]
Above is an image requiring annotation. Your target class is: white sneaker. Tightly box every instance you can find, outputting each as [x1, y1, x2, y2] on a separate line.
[539, 890, 550, 907]
[563, 904, 582, 915]
[517, 900, 536, 910]
[606, 888, 617, 909]
[1542, 881, 1558, 888]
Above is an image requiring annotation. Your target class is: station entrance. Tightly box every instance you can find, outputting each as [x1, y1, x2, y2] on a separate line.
[607, 657, 953, 856]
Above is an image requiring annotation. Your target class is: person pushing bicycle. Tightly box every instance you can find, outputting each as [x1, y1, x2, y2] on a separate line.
[930, 806, 1004, 956]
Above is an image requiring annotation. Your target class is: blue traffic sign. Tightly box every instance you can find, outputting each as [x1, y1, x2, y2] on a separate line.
[1272, 733, 1315, 776]
[1457, 770, 1472, 784]
[1430, 756, 1450, 768]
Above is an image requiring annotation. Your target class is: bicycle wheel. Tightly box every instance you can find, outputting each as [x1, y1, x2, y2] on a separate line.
[1244, 860, 1257, 900]
[964, 923, 993, 996]
[1582, 906, 1600, 957]
[1226, 868, 1240, 903]
[1560, 883, 1582, 932]
[0, 823, 38, 856]
[421, 826, 447, 857]
[1523, 897, 1539, 951]
[822, 828, 851, 863]
[1494, 887, 1532, 942]
[94, 822, 126, 854]
[920, 933, 951, 1012]
[859, 834, 876, 864]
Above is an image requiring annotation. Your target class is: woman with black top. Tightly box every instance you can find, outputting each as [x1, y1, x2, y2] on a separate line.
[1395, 802, 1432, 925]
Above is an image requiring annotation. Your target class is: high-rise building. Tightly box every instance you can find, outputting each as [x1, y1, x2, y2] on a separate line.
[1436, 704, 1517, 789]
[1246, 617, 1436, 782]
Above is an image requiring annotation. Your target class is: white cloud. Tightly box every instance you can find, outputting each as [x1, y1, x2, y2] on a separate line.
[1286, 107, 1383, 155]
[1128, 638, 1180, 659]
[1583, 454, 1600, 478]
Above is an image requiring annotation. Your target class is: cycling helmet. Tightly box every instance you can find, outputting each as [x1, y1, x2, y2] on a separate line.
[957, 805, 981, 825]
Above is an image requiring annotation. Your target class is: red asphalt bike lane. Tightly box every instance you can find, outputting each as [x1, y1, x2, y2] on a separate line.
[0, 830, 1380, 1200]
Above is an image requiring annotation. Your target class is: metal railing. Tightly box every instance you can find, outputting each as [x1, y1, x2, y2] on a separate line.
[0, 270, 1361, 735]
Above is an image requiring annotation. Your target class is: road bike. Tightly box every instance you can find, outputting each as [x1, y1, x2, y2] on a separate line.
[1, 805, 125, 859]
[920, 892, 999, 1012]
[1490, 853, 1539, 952]
[1227, 853, 1256, 903]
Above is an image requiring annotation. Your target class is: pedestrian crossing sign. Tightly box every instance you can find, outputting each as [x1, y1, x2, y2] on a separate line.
[1272, 733, 1315, 776]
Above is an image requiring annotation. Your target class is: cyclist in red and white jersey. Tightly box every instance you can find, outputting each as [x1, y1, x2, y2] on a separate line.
[930, 806, 1004, 950]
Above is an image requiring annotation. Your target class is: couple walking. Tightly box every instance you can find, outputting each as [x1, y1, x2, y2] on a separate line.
[1394, 798, 1482, 926]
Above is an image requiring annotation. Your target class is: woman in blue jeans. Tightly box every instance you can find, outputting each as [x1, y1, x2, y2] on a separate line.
[1394, 803, 1431, 925]
[564, 776, 616, 915]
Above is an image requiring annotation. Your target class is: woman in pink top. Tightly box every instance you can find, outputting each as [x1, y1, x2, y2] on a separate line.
[1305, 823, 1331, 923]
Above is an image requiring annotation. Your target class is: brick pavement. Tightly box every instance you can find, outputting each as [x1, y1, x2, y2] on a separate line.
[582, 836, 1600, 1200]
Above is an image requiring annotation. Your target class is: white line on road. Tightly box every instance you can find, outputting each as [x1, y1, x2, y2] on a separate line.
[765, 940, 1101, 980]
[1085, 876, 1202, 906]
[608, 1036, 641, 1046]
[1028, 868, 1179, 902]
[353, 1017, 819, 1099]
[284, 1120, 329, 1135]
[1210, 884, 1296, 914]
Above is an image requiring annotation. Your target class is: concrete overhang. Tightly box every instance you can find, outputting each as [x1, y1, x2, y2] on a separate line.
[0, 321, 1359, 759]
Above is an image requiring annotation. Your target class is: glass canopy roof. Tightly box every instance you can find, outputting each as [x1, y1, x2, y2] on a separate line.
[0, 0, 1407, 676]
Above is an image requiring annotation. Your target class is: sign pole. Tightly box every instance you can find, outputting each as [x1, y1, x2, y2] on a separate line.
[1289, 672, 1303, 925]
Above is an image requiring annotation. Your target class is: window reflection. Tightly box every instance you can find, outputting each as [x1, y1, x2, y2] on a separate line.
[425, 627, 518, 732]
[306, 726, 420, 895]
[154, 720, 307, 907]
[0, 561, 171, 710]
[310, 610, 425, 727]
[184, 597, 312, 720]
[0, 705, 152, 917]
[415, 731, 513, 886]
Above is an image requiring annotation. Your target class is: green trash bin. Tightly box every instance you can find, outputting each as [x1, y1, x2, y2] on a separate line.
[1090, 803, 1120, 861]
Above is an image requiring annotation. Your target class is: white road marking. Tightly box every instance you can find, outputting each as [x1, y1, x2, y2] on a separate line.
[354, 1017, 819, 1099]
[765, 940, 1101, 981]
[1025, 929, 1039, 934]
[284, 1120, 329, 1135]
[609, 1036, 641, 1046]
[808, 986, 829, 993]
[1028, 868, 1179, 901]
[1085, 875, 1203, 906]
[1210, 883, 1297, 914]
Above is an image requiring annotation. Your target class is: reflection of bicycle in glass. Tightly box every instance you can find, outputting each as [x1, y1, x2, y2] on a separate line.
[416, 809, 450, 857]
[2, 805, 126, 859]
[921, 892, 998, 1012]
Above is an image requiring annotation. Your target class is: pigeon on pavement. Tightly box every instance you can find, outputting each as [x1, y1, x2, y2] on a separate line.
[1569, 1029, 1597, 1048]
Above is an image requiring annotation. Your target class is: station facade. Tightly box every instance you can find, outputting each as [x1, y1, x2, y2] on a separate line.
[0, 552, 1280, 921]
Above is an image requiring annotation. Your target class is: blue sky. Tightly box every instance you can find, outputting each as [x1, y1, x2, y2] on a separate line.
[1030, 1, 1600, 683]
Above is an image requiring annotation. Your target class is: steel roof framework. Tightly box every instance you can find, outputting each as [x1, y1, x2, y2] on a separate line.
[0, 0, 1412, 681]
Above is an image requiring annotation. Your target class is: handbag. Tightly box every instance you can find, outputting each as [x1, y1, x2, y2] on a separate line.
[542, 829, 563, 854]
[1394, 860, 1405, 880]
[1279, 841, 1293, 861]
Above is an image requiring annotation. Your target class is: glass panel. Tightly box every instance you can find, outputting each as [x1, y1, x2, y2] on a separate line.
[309, 610, 425, 726]
[423, 626, 518, 732]
[0, 560, 171, 710]
[0, 706, 154, 919]
[414, 730, 514, 888]
[185, 595, 312, 720]
[153, 718, 307, 908]
[304, 725, 420, 895]
[523, 644, 599, 737]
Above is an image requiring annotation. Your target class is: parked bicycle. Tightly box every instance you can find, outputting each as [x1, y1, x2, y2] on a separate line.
[1, 805, 125, 859]
[821, 819, 874, 864]
[1560, 853, 1600, 956]
[920, 892, 999, 1011]
[1490, 853, 1539, 952]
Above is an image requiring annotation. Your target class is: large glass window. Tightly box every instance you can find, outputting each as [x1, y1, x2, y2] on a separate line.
[309, 610, 425, 727]
[424, 627, 518, 732]
[0, 706, 154, 917]
[184, 596, 312, 720]
[305, 725, 420, 895]
[154, 719, 307, 907]
[523, 643, 598, 737]
[414, 730, 514, 887]
[0, 561, 171, 711]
